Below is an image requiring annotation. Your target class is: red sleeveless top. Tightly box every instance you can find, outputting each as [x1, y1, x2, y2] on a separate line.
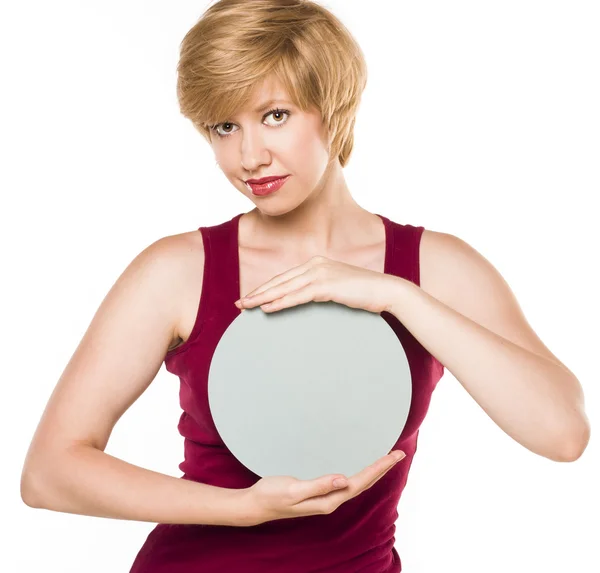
[129, 212, 444, 573]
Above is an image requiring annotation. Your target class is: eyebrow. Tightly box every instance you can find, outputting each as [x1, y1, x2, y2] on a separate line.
[253, 99, 291, 113]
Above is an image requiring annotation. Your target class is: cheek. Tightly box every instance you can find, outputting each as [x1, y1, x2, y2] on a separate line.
[214, 154, 236, 175]
[290, 131, 328, 171]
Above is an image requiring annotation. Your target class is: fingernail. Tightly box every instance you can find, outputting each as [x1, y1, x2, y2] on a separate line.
[394, 452, 406, 462]
[333, 478, 347, 488]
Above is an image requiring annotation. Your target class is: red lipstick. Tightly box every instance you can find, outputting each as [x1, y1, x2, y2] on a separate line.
[245, 175, 290, 196]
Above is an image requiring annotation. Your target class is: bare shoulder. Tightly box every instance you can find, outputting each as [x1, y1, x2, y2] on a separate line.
[418, 228, 450, 301]
[139, 229, 206, 353]
[159, 229, 206, 352]
[419, 228, 506, 306]
[419, 228, 511, 305]
[418, 228, 569, 371]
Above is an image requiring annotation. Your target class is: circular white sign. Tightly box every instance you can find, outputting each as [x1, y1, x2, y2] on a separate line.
[208, 301, 412, 480]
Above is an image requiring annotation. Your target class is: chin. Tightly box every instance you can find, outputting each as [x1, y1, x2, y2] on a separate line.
[254, 204, 295, 218]
[253, 197, 310, 218]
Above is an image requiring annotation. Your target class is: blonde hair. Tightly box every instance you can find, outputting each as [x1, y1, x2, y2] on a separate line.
[176, 0, 368, 168]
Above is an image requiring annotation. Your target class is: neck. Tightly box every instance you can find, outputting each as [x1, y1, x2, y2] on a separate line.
[245, 162, 376, 257]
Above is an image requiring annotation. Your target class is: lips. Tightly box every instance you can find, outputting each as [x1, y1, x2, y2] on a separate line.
[245, 175, 289, 184]
[245, 175, 290, 196]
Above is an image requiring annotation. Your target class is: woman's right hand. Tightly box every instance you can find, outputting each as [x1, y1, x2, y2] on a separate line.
[241, 450, 406, 526]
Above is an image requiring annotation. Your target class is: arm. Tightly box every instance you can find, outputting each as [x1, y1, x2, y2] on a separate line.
[385, 231, 590, 463]
[20, 234, 254, 527]
[22, 443, 250, 526]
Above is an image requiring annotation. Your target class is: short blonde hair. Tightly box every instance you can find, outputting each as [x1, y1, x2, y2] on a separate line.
[176, 0, 368, 168]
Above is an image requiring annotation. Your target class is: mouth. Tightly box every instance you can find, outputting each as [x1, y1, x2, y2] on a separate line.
[245, 175, 290, 196]
[245, 175, 289, 184]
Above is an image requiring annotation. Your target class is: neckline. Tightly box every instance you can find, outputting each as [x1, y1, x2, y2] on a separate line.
[231, 212, 392, 308]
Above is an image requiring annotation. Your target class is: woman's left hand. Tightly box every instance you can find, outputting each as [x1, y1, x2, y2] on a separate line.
[234, 255, 403, 315]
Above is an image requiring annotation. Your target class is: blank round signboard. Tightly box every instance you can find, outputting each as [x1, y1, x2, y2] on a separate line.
[208, 301, 412, 481]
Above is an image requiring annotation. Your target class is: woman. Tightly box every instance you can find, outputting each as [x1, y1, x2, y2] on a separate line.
[20, 1, 590, 572]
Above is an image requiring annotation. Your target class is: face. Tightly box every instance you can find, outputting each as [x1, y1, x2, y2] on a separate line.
[209, 76, 333, 214]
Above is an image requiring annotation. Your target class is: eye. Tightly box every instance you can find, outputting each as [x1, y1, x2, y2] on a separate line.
[264, 108, 290, 126]
[212, 122, 237, 137]
[211, 108, 291, 138]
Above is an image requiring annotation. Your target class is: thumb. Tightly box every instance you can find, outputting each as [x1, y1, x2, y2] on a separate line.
[293, 474, 348, 502]
[311, 475, 348, 497]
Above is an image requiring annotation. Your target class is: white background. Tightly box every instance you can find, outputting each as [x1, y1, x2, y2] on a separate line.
[2, 1, 598, 571]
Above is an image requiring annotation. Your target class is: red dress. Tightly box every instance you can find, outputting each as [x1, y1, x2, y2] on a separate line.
[129, 212, 444, 572]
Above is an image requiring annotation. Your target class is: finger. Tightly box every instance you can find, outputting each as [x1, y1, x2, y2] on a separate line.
[239, 273, 303, 305]
[361, 453, 405, 490]
[363, 460, 401, 490]
[350, 453, 400, 487]
[242, 273, 313, 308]
[288, 474, 340, 503]
[260, 285, 321, 312]
[240, 261, 313, 300]
[289, 475, 348, 514]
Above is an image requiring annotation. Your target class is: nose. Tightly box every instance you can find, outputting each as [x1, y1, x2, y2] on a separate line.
[240, 125, 270, 174]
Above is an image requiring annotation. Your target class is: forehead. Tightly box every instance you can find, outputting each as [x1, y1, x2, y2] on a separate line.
[246, 76, 291, 109]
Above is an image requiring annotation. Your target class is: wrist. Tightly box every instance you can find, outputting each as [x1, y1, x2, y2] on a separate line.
[234, 487, 262, 527]
[384, 275, 414, 314]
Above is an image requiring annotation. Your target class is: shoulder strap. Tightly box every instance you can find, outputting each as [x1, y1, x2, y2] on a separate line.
[385, 218, 425, 286]
[198, 214, 242, 315]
